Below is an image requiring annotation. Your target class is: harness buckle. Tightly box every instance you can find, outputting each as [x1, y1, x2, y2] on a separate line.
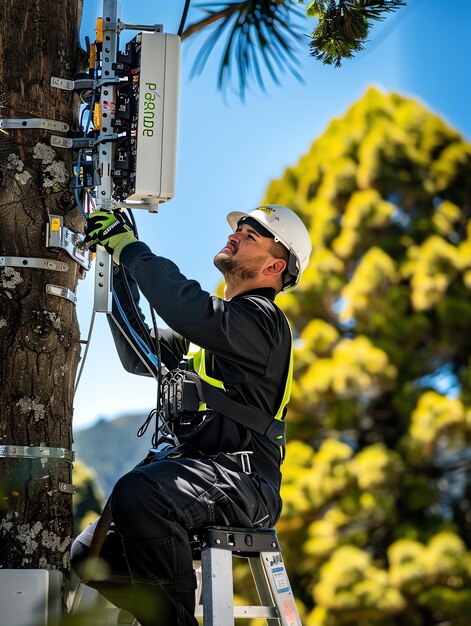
[226, 451, 253, 474]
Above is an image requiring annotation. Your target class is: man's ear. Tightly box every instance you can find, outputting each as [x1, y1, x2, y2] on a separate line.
[263, 258, 287, 278]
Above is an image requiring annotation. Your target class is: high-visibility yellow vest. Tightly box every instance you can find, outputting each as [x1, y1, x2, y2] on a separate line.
[185, 339, 292, 420]
[184, 320, 293, 461]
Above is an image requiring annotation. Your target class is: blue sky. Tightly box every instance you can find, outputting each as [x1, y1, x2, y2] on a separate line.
[73, 0, 471, 430]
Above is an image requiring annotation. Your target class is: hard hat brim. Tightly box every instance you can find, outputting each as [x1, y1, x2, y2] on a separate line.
[227, 211, 250, 232]
[227, 210, 284, 244]
[227, 210, 294, 258]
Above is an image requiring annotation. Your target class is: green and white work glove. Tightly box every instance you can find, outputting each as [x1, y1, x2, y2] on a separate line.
[84, 210, 137, 263]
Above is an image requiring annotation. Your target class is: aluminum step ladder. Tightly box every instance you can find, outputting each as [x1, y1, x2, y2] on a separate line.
[192, 526, 302, 626]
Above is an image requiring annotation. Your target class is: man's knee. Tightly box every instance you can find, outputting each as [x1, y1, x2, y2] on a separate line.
[70, 538, 89, 577]
[111, 470, 154, 530]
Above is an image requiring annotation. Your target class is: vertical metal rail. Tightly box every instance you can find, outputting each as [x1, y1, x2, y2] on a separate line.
[201, 547, 234, 626]
[94, 0, 120, 312]
[248, 556, 281, 626]
[258, 551, 302, 626]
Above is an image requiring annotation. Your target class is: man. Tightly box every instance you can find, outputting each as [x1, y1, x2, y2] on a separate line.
[71, 205, 311, 626]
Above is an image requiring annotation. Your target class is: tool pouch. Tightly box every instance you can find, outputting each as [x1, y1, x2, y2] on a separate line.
[161, 369, 200, 422]
[160, 368, 213, 443]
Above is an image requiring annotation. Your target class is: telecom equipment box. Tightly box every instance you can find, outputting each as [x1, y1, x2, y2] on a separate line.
[0, 569, 62, 626]
[113, 31, 180, 210]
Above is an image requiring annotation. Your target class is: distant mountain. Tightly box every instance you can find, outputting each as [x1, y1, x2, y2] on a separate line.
[73, 413, 154, 497]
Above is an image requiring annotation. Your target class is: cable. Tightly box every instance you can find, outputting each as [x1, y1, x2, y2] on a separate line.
[74, 309, 96, 394]
[74, 179, 88, 218]
[111, 291, 159, 372]
[113, 211, 160, 372]
[150, 306, 163, 447]
[84, 90, 96, 136]
[136, 406, 157, 438]
[73, 146, 87, 219]
[119, 258, 154, 349]
[113, 243, 165, 445]
[127, 208, 139, 238]
[73, 62, 98, 218]
[178, 0, 191, 36]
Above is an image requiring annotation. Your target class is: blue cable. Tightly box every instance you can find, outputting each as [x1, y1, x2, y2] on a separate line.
[75, 88, 97, 219]
[112, 291, 159, 368]
[84, 90, 96, 135]
[74, 183, 88, 218]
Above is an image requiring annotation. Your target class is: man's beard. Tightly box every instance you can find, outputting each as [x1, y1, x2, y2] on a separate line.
[214, 254, 264, 283]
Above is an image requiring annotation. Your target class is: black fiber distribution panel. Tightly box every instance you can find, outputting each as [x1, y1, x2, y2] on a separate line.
[111, 37, 141, 202]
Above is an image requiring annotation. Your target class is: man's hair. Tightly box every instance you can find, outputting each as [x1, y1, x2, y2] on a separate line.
[270, 240, 291, 292]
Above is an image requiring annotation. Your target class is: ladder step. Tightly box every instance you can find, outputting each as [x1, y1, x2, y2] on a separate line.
[195, 605, 279, 619]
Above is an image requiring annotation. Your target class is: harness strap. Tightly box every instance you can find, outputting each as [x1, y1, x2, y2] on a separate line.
[184, 371, 286, 449]
[81, 499, 112, 584]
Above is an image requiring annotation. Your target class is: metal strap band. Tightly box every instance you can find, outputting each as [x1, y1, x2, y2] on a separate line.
[0, 445, 74, 463]
[0, 256, 69, 272]
[0, 118, 69, 132]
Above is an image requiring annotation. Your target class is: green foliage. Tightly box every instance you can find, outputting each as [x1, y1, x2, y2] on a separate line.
[72, 460, 104, 535]
[313, 545, 406, 621]
[183, 1, 406, 96]
[305, 0, 406, 67]
[184, 0, 305, 98]
[260, 88, 471, 624]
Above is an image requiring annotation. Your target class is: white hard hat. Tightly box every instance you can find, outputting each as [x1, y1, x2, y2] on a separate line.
[227, 205, 312, 291]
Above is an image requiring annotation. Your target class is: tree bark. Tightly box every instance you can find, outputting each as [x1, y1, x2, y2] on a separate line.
[0, 0, 84, 574]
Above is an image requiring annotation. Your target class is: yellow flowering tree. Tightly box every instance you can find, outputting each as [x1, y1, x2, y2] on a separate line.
[264, 87, 471, 625]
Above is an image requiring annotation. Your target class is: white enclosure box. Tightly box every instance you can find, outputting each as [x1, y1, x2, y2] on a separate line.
[0, 569, 62, 626]
[126, 32, 180, 209]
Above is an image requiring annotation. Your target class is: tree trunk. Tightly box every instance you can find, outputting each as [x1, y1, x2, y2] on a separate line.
[0, 0, 84, 574]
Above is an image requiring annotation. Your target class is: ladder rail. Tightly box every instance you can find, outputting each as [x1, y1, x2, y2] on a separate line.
[201, 547, 234, 626]
[248, 556, 282, 626]
[259, 551, 302, 626]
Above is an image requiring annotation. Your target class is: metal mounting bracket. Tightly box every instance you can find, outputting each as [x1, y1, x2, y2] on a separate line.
[46, 284, 77, 304]
[0, 445, 74, 463]
[52, 134, 119, 150]
[51, 76, 95, 92]
[50, 136, 74, 149]
[0, 118, 69, 132]
[46, 215, 92, 270]
[96, 76, 121, 88]
[51, 136, 96, 150]
[119, 22, 163, 33]
[94, 247, 113, 312]
[59, 481, 77, 494]
[0, 256, 69, 272]
[50, 75, 120, 92]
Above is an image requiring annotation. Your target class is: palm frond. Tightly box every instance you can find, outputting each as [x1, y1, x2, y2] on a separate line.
[305, 0, 406, 67]
[183, 1, 305, 99]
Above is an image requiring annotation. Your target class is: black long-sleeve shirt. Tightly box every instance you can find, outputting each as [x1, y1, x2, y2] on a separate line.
[109, 241, 292, 490]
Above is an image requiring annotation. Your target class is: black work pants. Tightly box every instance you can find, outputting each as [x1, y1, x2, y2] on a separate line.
[71, 456, 280, 626]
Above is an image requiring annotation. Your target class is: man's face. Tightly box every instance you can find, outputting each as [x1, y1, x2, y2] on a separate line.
[214, 222, 275, 282]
